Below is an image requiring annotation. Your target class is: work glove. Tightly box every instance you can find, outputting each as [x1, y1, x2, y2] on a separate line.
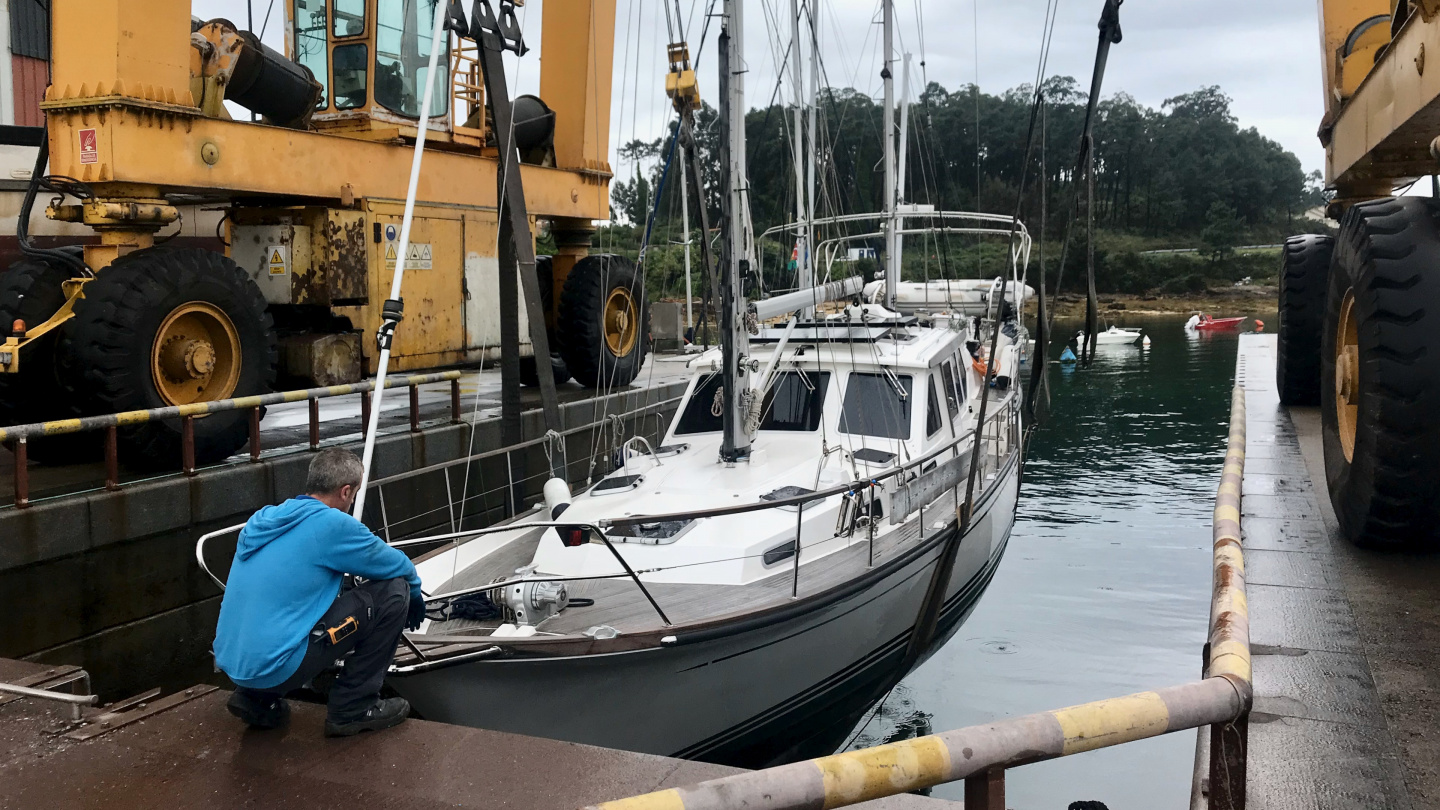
[406, 592, 427, 631]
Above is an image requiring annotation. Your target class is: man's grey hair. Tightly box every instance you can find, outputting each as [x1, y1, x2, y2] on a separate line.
[305, 449, 365, 494]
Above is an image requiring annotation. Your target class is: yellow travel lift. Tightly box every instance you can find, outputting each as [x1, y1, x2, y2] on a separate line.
[0, 0, 647, 467]
[1280, 0, 1440, 544]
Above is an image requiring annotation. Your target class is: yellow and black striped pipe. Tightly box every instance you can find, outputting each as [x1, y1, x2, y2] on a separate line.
[585, 387, 1252, 810]
[0, 371, 462, 444]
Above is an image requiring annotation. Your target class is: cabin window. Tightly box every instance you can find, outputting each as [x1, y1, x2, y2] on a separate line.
[375, 0, 450, 118]
[332, 44, 369, 110]
[940, 361, 961, 418]
[333, 0, 367, 37]
[675, 371, 831, 435]
[675, 374, 724, 435]
[926, 377, 944, 437]
[294, 0, 329, 108]
[839, 373, 912, 440]
[759, 371, 829, 431]
[952, 352, 969, 401]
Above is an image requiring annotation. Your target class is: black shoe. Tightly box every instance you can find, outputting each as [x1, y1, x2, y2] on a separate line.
[324, 697, 410, 738]
[226, 689, 291, 730]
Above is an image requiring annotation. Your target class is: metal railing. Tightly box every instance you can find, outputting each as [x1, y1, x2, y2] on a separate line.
[0, 670, 98, 722]
[583, 386, 1251, 810]
[2, 371, 464, 508]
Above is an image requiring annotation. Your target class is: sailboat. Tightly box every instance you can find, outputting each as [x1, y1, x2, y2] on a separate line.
[378, 0, 1027, 767]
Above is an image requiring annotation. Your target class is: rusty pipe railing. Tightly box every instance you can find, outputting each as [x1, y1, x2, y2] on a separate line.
[584, 386, 1250, 810]
[4, 371, 464, 509]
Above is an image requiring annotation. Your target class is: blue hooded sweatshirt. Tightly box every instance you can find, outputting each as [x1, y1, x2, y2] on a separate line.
[214, 496, 421, 690]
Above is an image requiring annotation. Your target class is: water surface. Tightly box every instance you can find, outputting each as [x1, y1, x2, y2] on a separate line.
[845, 313, 1265, 809]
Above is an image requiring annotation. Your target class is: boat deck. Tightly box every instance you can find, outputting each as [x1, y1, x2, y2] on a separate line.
[421, 401, 1020, 639]
[1234, 334, 1440, 808]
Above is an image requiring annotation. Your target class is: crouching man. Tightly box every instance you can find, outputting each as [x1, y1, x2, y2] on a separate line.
[214, 448, 426, 737]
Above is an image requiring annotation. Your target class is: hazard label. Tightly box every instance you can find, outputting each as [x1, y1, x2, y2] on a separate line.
[78, 128, 98, 164]
[267, 246, 289, 276]
[386, 241, 431, 270]
[406, 242, 433, 270]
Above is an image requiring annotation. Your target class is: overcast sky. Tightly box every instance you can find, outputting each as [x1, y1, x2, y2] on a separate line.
[194, 0, 1328, 178]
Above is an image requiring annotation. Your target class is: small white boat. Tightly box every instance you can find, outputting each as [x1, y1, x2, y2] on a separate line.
[1078, 326, 1142, 346]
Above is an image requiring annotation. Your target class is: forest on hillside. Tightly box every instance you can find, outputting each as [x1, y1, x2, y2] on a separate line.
[592, 79, 1329, 300]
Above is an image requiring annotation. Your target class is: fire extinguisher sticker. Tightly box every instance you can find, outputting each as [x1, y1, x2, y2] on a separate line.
[79, 129, 98, 165]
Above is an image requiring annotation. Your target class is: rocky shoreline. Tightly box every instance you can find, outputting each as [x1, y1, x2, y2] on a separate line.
[1039, 285, 1278, 318]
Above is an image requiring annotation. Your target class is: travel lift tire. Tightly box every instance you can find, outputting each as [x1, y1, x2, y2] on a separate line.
[1276, 234, 1333, 405]
[519, 255, 572, 387]
[0, 258, 101, 463]
[1322, 197, 1440, 547]
[557, 254, 648, 388]
[57, 248, 277, 469]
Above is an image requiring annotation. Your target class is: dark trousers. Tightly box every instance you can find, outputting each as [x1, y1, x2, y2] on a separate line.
[237, 577, 410, 722]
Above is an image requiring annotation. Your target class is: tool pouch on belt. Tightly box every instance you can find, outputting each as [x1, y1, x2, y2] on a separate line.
[310, 586, 376, 646]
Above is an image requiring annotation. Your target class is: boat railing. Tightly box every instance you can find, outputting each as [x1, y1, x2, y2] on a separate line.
[582, 386, 1251, 810]
[1, 370, 465, 509]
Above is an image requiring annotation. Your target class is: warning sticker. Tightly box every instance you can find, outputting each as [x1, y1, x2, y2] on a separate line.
[406, 242, 433, 270]
[386, 241, 431, 270]
[267, 246, 289, 276]
[78, 128, 98, 164]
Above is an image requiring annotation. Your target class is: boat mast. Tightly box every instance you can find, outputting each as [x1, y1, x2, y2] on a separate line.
[680, 138, 694, 334]
[806, 1, 819, 294]
[719, 0, 752, 463]
[790, 0, 810, 316]
[896, 52, 911, 288]
[881, 0, 898, 308]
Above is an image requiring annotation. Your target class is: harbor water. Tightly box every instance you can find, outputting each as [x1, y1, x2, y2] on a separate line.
[844, 313, 1274, 809]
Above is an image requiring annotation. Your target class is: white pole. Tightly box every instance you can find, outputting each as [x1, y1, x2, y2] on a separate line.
[352, 3, 449, 520]
[680, 141, 694, 333]
[897, 52, 911, 297]
[806, 0, 819, 286]
[881, 0, 897, 308]
[790, 0, 809, 311]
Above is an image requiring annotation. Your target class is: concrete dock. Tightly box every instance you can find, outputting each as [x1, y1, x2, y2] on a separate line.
[1237, 334, 1440, 808]
[0, 657, 955, 809]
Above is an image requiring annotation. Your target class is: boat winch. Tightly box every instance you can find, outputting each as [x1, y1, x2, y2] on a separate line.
[489, 565, 570, 626]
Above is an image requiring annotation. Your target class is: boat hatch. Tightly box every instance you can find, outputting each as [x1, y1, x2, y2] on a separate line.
[608, 519, 697, 546]
[760, 485, 825, 512]
[590, 475, 643, 495]
[852, 447, 897, 465]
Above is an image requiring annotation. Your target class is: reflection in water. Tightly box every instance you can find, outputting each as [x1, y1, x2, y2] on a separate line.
[844, 314, 1269, 810]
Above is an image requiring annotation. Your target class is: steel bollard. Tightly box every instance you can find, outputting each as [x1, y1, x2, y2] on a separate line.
[104, 426, 119, 490]
[248, 406, 261, 462]
[11, 437, 28, 508]
[308, 398, 320, 450]
[410, 385, 420, 432]
[964, 768, 1005, 810]
[181, 416, 196, 476]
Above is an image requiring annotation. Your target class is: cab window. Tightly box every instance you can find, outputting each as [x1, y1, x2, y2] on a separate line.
[375, 0, 450, 118]
[294, 0, 329, 108]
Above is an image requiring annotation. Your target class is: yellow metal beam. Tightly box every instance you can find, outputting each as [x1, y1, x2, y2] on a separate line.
[1327, 9, 1440, 194]
[40, 107, 607, 222]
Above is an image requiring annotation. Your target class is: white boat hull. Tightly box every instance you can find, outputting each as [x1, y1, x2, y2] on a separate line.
[390, 456, 1020, 767]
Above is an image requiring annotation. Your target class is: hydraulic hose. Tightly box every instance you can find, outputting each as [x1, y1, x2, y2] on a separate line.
[17, 137, 90, 277]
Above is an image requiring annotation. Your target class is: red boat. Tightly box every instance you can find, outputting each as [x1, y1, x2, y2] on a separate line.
[1187, 314, 1246, 331]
